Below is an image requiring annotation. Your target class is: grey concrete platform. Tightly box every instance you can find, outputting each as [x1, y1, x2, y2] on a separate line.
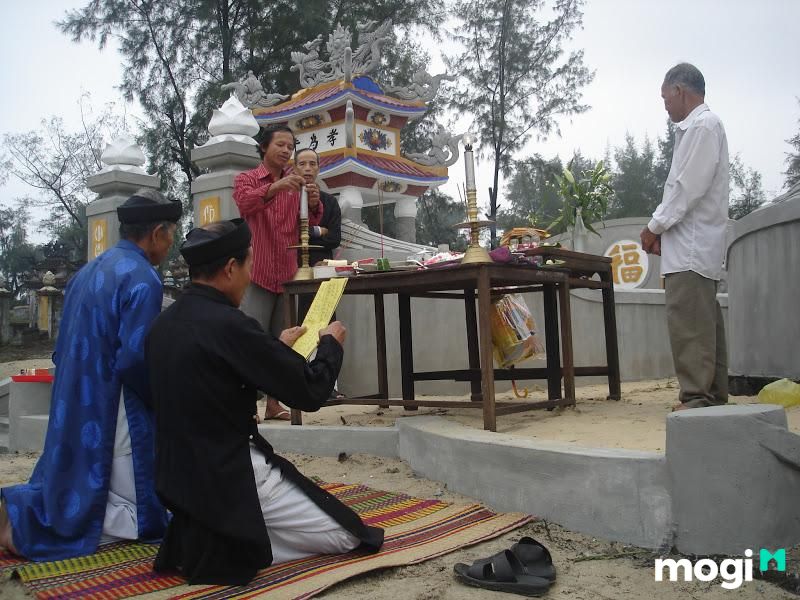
[261, 417, 671, 549]
[261, 404, 800, 553]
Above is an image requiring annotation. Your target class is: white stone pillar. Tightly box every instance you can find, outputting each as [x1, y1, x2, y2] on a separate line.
[393, 197, 417, 243]
[0, 275, 11, 346]
[338, 186, 364, 224]
[191, 96, 261, 227]
[86, 137, 161, 261]
[37, 272, 61, 339]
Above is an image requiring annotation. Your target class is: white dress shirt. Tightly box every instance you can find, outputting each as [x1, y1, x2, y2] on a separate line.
[648, 103, 729, 280]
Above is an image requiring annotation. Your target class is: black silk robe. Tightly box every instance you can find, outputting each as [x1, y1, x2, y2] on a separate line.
[308, 191, 342, 267]
[145, 284, 383, 585]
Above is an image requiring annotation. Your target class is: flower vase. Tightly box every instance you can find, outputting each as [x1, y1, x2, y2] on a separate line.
[571, 207, 588, 253]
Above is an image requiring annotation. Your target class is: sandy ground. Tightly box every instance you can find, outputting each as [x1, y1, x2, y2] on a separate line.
[0, 452, 797, 600]
[1, 357, 798, 598]
[280, 379, 800, 453]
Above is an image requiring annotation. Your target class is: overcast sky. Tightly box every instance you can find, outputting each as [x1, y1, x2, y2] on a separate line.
[1, 0, 798, 239]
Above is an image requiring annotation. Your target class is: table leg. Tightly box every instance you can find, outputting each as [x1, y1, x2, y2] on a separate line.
[543, 283, 562, 401]
[283, 292, 303, 425]
[476, 268, 496, 432]
[374, 294, 389, 407]
[557, 279, 576, 406]
[398, 293, 416, 410]
[464, 289, 482, 402]
[601, 273, 622, 400]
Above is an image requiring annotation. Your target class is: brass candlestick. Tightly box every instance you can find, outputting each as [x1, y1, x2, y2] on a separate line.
[293, 218, 314, 280]
[455, 133, 493, 264]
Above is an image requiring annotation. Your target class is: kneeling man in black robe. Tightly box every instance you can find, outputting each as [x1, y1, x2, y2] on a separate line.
[146, 218, 383, 585]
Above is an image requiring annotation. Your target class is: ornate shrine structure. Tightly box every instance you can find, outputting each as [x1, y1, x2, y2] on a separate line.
[81, 20, 460, 262]
[224, 20, 461, 244]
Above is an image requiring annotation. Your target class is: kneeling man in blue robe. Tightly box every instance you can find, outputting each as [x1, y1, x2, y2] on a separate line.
[0, 190, 182, 560]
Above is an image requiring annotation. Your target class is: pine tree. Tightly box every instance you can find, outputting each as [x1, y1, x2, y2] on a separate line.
[610, 134, 660, 218]
[654, 118, 676, 201]
[497, 154, 564, 231]
[729, 155, 766, 220]
[785, 99, 800, 189]
[445, 0, 593, 246]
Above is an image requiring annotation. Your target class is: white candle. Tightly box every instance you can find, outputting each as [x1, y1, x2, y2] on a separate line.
[464, 149, 476, 191]
[462, 133, 478, 192]
[300, 186, 308, 219]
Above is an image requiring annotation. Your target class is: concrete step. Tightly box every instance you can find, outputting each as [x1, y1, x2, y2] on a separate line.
[13, 414, 49, 453]
[0, 377, 9, 416]
[0, 431, 7, 454]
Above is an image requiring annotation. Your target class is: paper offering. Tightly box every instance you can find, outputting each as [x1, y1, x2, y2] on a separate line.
[292, 277, 348, 359]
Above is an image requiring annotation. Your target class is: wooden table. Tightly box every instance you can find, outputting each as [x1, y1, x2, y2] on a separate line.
[283, 258, 619, 431]
[522, 247, 622, 401]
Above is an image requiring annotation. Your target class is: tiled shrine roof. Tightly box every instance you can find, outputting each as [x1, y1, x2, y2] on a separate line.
[253, 81, 426, 121]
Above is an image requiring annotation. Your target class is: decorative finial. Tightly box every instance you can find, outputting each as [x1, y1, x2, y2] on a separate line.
[344, 47, 352, 84]
[385, 70, 455, 103]
[40, 271, 59, 292]
[345, 100, 355, 148]
[99, 136, 147, 174]
[404, 129, 463, 167]
[220, 71, 288, 108]
[203, 95, 260, 146]
[289, 19, 392, 89]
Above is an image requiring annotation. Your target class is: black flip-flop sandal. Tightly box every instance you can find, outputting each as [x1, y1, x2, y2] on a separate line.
[511, 537, 557, 581]
[454, 549, 552, 597]
[462, 537, 556, 582]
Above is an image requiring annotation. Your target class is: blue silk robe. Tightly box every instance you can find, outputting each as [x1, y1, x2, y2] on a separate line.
[1, 240, 168, 560]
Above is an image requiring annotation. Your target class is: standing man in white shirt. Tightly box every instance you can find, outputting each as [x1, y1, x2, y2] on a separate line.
[641, 63, 729, 411]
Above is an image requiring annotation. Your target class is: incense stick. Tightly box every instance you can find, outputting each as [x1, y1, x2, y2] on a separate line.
[378, 181, 385, 259]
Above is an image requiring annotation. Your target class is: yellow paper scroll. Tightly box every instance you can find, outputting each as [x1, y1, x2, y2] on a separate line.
[292, 277, 348, 359]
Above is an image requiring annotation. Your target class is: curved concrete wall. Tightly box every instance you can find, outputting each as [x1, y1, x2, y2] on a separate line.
[727, 187, 800, 379]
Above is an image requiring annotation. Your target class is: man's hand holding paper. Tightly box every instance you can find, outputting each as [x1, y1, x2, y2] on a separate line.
[320, 321, 346, 346]
[279, 325, 306, 347]
[291, 277, 348, 358]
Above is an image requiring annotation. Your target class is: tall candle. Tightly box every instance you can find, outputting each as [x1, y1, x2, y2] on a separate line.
[464, 148, 476, 191]
[462, 132, 478, 192]
[300, 186, 308, 219]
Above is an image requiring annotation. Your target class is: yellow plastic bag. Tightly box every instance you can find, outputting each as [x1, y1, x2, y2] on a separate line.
[758, 378, 800, 408]
[489, 294, 545, 369]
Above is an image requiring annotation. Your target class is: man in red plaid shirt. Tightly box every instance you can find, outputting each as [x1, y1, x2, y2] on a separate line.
[233, 125, 323, 420]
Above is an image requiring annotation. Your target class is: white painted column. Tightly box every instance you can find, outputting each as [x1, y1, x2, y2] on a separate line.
[86, 137, 160, 262]
[191, 96, 261, 228]
[339, 186, 365, 224]
[393, 197, 417, 243]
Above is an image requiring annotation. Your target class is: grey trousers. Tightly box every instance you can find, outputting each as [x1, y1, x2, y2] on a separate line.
[240, 283, 285, 338]
[664, 270, 728, 407]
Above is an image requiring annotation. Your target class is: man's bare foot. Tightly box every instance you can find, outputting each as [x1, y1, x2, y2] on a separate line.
[264, 398, 290, 421]
[0, 501, 18, 555]
[672, 402, 691, 412]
